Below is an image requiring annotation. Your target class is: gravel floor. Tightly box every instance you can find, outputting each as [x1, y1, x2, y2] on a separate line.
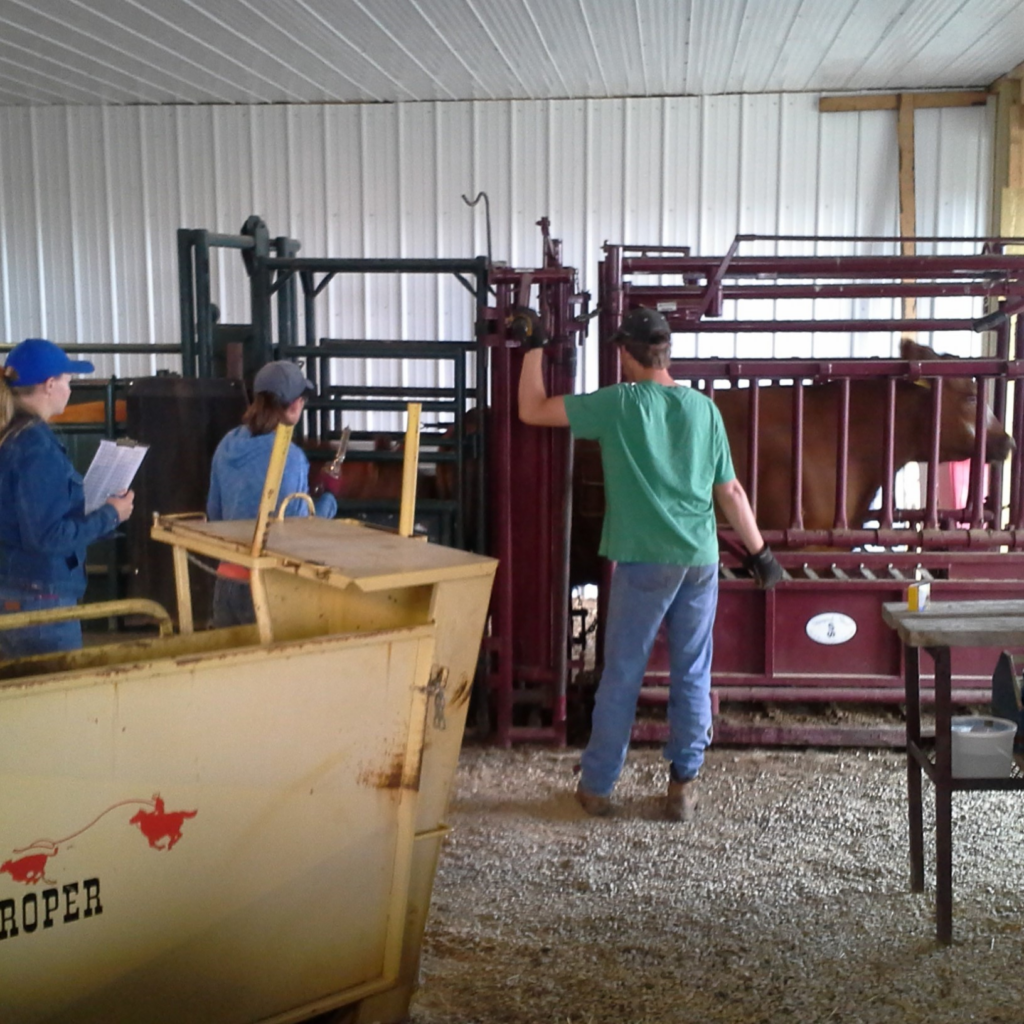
[410, 744, 1024, 1024]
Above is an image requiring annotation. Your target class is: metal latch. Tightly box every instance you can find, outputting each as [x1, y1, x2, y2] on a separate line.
[426, 667, 448, 731]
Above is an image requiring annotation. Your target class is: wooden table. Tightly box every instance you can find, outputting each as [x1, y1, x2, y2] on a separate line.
[881, 599, 1024, 944]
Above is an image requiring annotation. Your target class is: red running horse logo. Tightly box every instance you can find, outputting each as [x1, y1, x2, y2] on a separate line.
[1, 794, 199, 886]
[1, 850, 57, 885]
[129, 797, 198, 851]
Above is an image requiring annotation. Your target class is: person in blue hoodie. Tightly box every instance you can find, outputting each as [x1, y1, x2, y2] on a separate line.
[207, 360, 338, 627]
[0, 339, 134, 658]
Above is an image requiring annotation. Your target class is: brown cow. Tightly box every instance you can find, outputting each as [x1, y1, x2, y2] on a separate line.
[572, 338, 1015, 583]
[306, 436, 438, 503]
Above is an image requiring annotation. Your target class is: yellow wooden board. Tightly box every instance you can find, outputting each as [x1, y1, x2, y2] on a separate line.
[153, 516, 496, 593]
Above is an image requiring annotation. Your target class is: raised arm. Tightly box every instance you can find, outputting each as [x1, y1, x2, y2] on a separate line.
[517, 349, 569, 428]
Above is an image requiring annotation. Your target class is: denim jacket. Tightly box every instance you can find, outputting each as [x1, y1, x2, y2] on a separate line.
[0, 417, 120, 599]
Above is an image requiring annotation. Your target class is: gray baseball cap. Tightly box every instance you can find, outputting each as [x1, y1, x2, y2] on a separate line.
[253, 361, 315, 404]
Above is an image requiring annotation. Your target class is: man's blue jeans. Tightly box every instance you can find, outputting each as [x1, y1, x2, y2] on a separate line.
[580, 561, 718, 797]
[0, 586, 81, 659]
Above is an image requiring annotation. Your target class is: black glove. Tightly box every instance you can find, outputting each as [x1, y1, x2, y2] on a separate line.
[506, 306, 550, 349]
[745, 544, 784, 590]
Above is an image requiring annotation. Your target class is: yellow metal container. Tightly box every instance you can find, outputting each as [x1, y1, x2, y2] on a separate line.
[0, 515, 496, 1024]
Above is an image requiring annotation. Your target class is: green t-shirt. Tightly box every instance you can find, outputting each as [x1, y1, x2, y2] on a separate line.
[564, 381, 735, 565]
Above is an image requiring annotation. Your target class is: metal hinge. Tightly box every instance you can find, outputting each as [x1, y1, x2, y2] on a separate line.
[426, 667, 448, 731]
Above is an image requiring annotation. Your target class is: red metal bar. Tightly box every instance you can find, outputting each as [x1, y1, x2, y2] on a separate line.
[747, 383, 760, 517]
[631, 721, 909, 748]
[833, 379, 850, 529]
[925, 378, 943, 530]
[735, 233, 1024, 245]
[880, 378, 896, 529]
[489, 268, 577, 284]
[621, 254, 1024, 277]
[790, 383, 804, 530]
[638, 685, 986, 703]
[627, 283, 1023, 302]
[672, 318, 976, 333]
[969, 375, 988, 529]
[600, 245, 624, 388]
[548, 281, 573, 745]
[988, 317, 1011, 528]
[1013, 337, 1024, 529]
[764, 586, 776, 680]
[732, 526, 1024, 548]
[492, 284, 515, 748]
[668, 357, 1023, 380]
[696, 235, 743, 319]
[718, 550, 1017, 571]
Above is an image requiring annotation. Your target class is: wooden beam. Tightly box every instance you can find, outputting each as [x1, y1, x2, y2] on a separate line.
[991, 78, 1024, 236]
[990, 60, 1024, 90]
[897, 94, 917, 322]
[398, 402, 422, 538]
[250, 422, 293, 558]
[820, 91, 989, 113]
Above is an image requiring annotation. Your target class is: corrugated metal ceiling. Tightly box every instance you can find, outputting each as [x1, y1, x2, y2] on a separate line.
[0, 0, 1020, 107]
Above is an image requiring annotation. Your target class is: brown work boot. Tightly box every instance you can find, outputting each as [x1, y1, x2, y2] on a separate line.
[575, 781, 612, 817]
[665, 776, 699, 822]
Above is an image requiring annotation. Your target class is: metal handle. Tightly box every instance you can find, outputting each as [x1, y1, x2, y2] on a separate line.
[276, 493, 316, 520]
[0, 598, 175, 638]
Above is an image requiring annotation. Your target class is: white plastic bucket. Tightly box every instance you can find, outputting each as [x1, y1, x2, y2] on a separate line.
[950, 716, 1018, 778]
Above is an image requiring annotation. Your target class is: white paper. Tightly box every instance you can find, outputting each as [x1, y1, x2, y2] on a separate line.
[83, 439, 148, 514]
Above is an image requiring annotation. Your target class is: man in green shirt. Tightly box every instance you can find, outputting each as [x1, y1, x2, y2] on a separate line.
[516, 306, 781, 821]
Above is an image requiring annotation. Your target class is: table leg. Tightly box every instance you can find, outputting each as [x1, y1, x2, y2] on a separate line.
[931, 645, 954, 946]
[904, 643, 924, 892]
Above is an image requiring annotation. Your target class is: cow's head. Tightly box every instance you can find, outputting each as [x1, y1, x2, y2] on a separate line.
[901, 338, 1015, 463]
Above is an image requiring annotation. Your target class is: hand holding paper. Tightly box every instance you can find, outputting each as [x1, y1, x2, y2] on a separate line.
[106, 489, 135, 522]
[83, 438, 148, 515]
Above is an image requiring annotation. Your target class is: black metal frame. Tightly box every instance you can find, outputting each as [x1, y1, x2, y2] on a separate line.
[177, 217, 491, 553]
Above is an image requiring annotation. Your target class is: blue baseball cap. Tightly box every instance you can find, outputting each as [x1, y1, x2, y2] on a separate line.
[3, 338, 95, 386]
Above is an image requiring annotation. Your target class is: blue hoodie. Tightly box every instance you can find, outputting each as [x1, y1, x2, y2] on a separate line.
[207, 426, 337, 522]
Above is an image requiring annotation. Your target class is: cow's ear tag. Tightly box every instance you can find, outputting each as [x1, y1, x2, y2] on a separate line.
[913, 379, 931, 389]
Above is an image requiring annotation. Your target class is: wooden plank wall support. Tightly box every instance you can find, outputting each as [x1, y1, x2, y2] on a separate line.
[990, 67, 1023, 366]
[991, 76, 1024, 236]
[897, 94, 918, 325]
[819, 92, 989, 113]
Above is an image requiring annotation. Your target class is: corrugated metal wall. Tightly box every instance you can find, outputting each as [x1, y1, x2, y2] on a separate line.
[0, 93, 994, 411]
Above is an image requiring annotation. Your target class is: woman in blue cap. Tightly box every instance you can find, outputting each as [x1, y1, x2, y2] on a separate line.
[207, 360, 338, 627]
[0, 339, 134, 658]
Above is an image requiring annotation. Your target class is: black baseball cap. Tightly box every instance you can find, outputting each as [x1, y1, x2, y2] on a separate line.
[609, 307, 671, 344]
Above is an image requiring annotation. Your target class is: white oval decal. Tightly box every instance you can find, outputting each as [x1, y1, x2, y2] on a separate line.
[805, 612, 857, 646]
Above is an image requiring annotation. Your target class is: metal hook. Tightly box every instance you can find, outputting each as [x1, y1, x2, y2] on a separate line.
[461, 191, 493, 268]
